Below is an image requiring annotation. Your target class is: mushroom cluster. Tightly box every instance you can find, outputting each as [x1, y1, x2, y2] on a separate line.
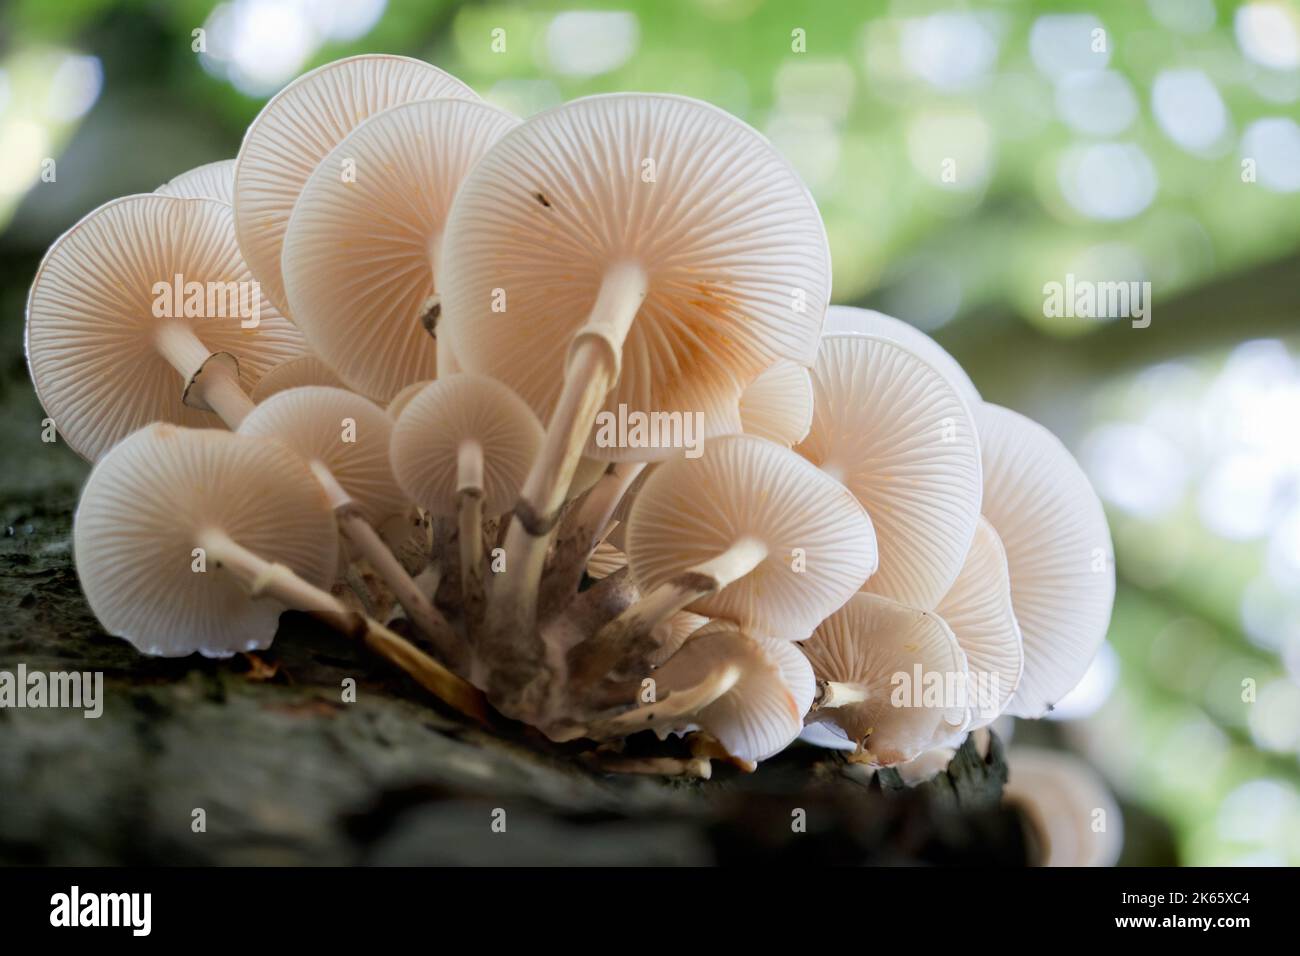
[26, 55, 1115, 779]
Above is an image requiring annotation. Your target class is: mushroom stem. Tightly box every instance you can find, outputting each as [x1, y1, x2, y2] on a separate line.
[485, 263, 648, 701]
[539, 461, 645, 617]
[154, 320, 255, 426]
[816, 680, 871, 709]
[456, 439, 486, 630]
[196, 528, 488, 724]
[568, 536, 769, 684]
[309, 462, 465, 669]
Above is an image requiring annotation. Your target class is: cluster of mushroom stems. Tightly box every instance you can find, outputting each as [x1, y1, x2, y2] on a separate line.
[27, 55, 1115, 779]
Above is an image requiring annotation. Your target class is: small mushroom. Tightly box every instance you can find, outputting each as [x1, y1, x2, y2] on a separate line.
[282, 98, 518, 401]
[573, 434, 877, 682]
[237, 385, 460, 663]
[823, 305, 980, 405]
[976, 403, 1115, 717]
[736, 360, 815, 447]
[1004, 747, 1123, 867]
[795, 333, 983, 609]
[234, 54, 478, 315]
[389, 375, 543, 624]
[800, 592, 967, 766]
[580, 622, 814, 766]
[442, 92, 831, 652]
[26, 194, 305, 461]
[251, 354, 345, 403]
[156, 159, 235, 203]
[73, 424, 484, 722]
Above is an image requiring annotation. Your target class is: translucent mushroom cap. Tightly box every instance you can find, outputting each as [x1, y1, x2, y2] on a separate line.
[935, 516, 1024, 727]
[440, 93, 831, 457]
[282, 98, 519, 401]
[1004, 747, 1123, 867]
[73, 424, 338, 658]
[626, 434, 878, 640]
[795, 333, 982, 609]
[647, 623, 813, 762]
[738, 360, 814, 446]
[238, 386, 408, 524]
[251, 354, 345, 403]
[156, 160, 235, 203]
[233, 55, 477, 315]
[26, 194, 306, 462]
[976, 403, 1115, 718]
[823, 305, 980, 405]
[390, 374, 543, 517]
[800, 592, 967, 766]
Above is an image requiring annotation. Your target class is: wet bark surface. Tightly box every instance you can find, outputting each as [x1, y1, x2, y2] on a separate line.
[0, 381, 1027, 866]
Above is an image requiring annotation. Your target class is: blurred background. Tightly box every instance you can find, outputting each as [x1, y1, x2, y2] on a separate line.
[0, 0, 1297, 865]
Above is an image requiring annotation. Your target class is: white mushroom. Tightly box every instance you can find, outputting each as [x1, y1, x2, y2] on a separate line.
[390, 375, 543, 623]
[282, 98, 519, 401]
[976, 403, 1115, 717]
[234, 54, 477, 315]
[156, 160, 235, 203]
[795, 333, 982, 609]
[620, 434, 876, 642]
[579, 622, 814, 766]
[800, 592, 967, 766]
[26, 194, 305, 461]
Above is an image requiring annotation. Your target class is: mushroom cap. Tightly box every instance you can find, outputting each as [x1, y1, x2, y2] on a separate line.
[156, 160, 235, 203]
[1004, 747, 1123, 867]
[283, 98, 519, 401]
[626, 434, 877, 640]
[390, 374, 543, 517]
[800, 592, 967, 766]
[386, 380, 432, 420]
[26, 194, 306, 462]
[653, 623, 810, 762]
[976, 403, 1115, 717]
[935, 516, 1024, 727]
[440, 92, 831, 459]
[795, 333, 982, 609]
[233, 55, 477, 315]
[823, 305, 980, 405]
[738, 360, 814, 446]
[251, 354, 345, 403]
[73, 424, 339, 658]
[238, 386, 408, 524]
